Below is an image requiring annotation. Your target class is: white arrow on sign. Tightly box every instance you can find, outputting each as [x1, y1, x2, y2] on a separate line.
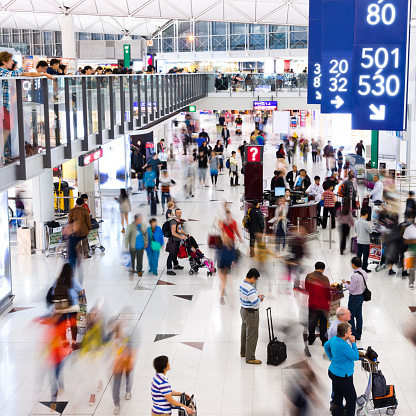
[331, 95, 344, 109]
[316, 91, 321, 100]
[369, 104, 385, 120]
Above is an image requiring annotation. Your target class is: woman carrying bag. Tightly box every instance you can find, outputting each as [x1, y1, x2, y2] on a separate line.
[146, 218, 164, 276]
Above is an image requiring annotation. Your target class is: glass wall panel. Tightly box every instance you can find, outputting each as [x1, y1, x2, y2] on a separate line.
[290, 26, 307, 48]
[249, 24, 265, 50]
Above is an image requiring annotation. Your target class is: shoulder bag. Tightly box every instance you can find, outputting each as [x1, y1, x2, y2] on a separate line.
[356, 270, 371, 302]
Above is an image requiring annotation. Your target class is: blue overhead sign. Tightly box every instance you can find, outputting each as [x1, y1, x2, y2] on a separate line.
[351, 0, 411, 130]
[307, 0, 323, 104]
[321, 0, 355, 114]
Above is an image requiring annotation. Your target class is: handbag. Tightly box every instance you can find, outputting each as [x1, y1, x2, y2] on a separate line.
[149, 229, 162, 252]
[357, 270, 371, 302]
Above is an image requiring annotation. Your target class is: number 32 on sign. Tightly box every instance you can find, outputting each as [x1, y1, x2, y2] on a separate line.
[352, 0, 410, 131]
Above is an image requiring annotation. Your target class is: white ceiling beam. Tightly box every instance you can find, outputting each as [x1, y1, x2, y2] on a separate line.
[194, 0, 223, 20]
[256, 4, 286, 24]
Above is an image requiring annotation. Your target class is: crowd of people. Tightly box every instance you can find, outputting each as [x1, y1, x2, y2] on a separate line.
[30, 110, 416, 416]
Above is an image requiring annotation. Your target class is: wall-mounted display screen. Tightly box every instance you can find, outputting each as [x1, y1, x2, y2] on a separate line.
[253, 101, 277, 111]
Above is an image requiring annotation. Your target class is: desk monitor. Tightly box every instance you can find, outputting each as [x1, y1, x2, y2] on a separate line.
[275, 187, 286, 197]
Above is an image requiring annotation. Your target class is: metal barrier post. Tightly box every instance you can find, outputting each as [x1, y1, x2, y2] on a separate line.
[329, 216, 332, 249]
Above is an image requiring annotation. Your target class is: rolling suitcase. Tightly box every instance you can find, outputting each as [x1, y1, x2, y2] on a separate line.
[266, 307, 287, 366]
[351, 236, 357, 254]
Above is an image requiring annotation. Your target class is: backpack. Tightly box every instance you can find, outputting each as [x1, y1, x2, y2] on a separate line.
[52, 280, 71, 310]
[162, 220, 172, 238]
[243, 208, 252, 229]
[372, 370, 387, 398]
[338, 183, 347, 198]
[226, 158, 230, 169]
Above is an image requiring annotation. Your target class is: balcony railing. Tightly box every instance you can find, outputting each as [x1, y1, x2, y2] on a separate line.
[0, 73, 207, 190]
[207, 72, 308, 96]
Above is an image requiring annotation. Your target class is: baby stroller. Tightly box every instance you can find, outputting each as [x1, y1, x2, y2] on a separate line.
[180, 236, 216, 276]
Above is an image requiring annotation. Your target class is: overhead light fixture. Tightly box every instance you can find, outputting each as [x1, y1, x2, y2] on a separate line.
[188, 35, 194, 41]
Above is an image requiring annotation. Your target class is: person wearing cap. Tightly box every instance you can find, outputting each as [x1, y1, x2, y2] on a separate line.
[337, 146, 344, 176]
[239, 268, 265, 365]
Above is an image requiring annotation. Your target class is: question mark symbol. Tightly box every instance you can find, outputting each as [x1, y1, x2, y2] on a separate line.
[250, 147, 259, 161]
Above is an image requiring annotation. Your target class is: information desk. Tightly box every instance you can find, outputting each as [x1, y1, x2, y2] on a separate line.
[244, 199, 319, 237]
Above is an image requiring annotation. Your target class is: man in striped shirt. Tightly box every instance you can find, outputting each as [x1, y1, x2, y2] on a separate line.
[240, 268, 264, 364]
[151, 356, 194, 416]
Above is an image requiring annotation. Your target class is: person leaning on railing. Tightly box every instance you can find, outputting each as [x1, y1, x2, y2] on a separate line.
[0, 51, 54, 164]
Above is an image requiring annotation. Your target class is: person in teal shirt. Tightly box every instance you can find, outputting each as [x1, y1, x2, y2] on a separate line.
[324, 322, 359, 416]
[146, 218, 164, 275]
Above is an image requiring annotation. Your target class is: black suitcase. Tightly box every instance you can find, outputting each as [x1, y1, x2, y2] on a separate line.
[266, 307, 287, 366]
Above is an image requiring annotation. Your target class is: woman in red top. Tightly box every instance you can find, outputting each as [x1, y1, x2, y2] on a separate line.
[218, 210, 243, 305]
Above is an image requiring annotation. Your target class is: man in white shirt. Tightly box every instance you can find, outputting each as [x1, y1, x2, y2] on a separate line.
[369, 174, 383, 202]
[307, 175, 324, 224]
[29, 61, 54, 79]
[327, 307, 352, 344]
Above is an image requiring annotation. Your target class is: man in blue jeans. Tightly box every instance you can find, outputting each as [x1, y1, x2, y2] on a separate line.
[342, 257, 368, 340]
[354, 207, 372, 273]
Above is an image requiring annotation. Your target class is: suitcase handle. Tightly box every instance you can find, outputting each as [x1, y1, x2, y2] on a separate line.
[266, 307, 275, 342]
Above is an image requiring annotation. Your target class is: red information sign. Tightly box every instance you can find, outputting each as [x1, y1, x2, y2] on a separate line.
[369, 243, 382, 261]
[78, 148, 103, 166]
[245, 145, 263, 163]
[145, 142, 155, 148]
[260, 206, 268, 217]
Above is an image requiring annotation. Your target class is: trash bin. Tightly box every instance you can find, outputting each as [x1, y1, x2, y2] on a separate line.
[17, 226, 35, 255]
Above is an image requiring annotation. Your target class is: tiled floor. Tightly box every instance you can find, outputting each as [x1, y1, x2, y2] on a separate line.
[1, 114, 416, 415]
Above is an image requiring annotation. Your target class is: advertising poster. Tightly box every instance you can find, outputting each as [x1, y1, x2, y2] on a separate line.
[0, 191, 12, 309]
[99, 136, 132, 190]
[369, 243, 382, 261]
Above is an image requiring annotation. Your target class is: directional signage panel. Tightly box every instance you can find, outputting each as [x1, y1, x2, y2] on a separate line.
[307, 0, 323, 105]
[321, 0, 354, 114]
[352, 0, 410, 130]
[321, 57, 353, 113]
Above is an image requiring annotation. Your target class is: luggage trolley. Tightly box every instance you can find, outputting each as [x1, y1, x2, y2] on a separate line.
[88, 219, 105, 256]
[45, 221, 66, 258]
[356, 355, 398, 415]
[369, 232, 386, 272]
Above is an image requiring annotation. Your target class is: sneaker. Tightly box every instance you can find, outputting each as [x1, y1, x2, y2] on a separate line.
[402, 271, 409, 277]
[240, 353, 245, 358]
[167, 270, 176, 276]
[410, 284, 414, 290]
[121, 228, 125, 234]
[246, 359, 262, 365]
[389, 270, 396, 276]
[364, 269, 372, 273]
[89, 394, 96, 406]
[138, 271, 143, 277]
[97, 381, 103, 392]
[114, 406, 120, 415]
[173, 265, 184, 270]
[304, 346, 311, 357]
[153, 272, 158, 276]
[125, 392, 131, 400]
[220, 297, 225, 305]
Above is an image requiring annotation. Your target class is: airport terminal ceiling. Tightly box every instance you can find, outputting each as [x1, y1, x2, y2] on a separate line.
[4, 0, 415, 36]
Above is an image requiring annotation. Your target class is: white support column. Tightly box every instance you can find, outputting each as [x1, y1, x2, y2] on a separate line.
[61, 14, 77, 70]
[77, 163, 96, 217]
[31, 169, 55, 252]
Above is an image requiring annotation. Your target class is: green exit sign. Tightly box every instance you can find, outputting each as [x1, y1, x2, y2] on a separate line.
[123, 44, 131, 68]
[188, 105, 196, 112]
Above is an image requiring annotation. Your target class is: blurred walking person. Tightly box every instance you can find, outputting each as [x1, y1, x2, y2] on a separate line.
[68, 198, 92, 258]
[337, 206, 354, 255]
[114, 189, 131, 234]
[218, 210, 243, 305]
[248, 200, 265, 257]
